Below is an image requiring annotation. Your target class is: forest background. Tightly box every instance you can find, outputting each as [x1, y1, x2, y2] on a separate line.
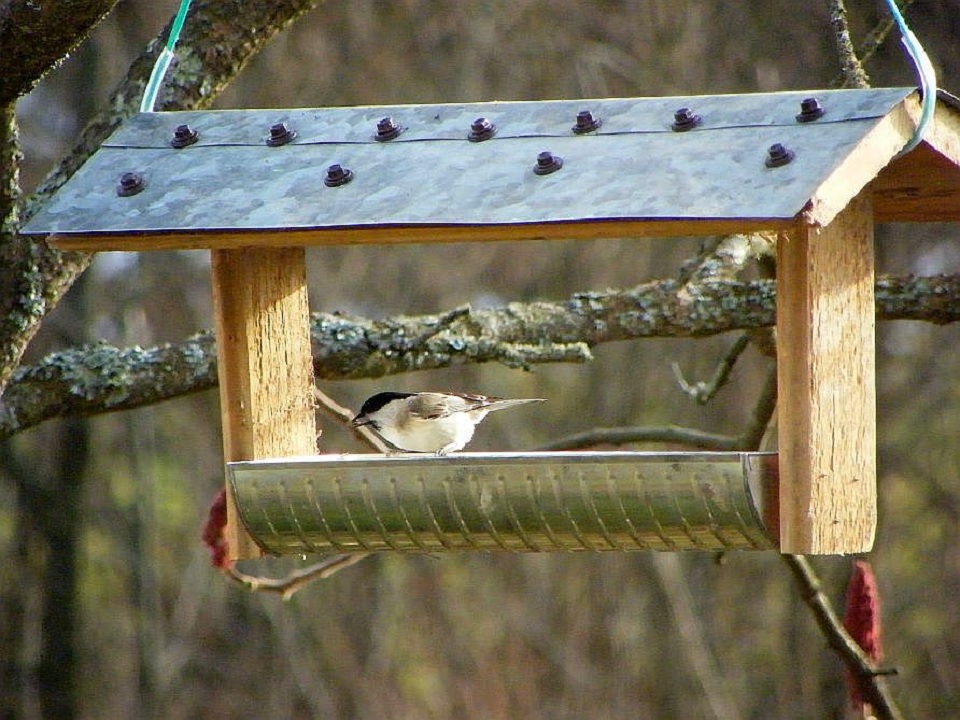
[3, 1, 960, 718]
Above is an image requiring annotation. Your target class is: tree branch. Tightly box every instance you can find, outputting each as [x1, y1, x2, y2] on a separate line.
[830, 0, 918, 87]
[828, 0, 871, 89]
[672, 334, 751, 405]
[0, 0, 121, 106]
[0, 0, 325, 396]
[537, 426, 740, 452]
[224, 553, 372, 601]
[312, 386, 391, 453]
[0, 273, 957, 440]
[781, 556, 903, 720]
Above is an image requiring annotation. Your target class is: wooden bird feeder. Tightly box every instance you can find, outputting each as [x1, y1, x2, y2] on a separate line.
[23, 87, 960, 557]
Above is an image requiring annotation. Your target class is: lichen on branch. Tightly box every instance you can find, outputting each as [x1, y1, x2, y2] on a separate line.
[0, 273, 956, 440]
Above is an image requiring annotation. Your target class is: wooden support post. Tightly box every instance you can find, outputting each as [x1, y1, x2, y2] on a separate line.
[211, 247, 317, 559]
[777, 192, 876, 554]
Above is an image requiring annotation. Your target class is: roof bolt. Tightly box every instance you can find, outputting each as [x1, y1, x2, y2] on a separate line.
[375, 116, 403, 141]
[533, 151, 563, 176]
[170, 124, 199, 149]
[468, 117, 496, 142]
[796, 97, 825, 123]
[266, 122, 297, 146]
[671, 107, 701, 132]
[324, 163, 354, 187]
[572, 110, 601, 134]
[116, 171, 145, 197]
[765, 143, 795, 168]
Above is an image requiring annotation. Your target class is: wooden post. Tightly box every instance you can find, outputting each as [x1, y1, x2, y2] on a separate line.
[777, 192, 876, 554]
[211, 247, 317, 559]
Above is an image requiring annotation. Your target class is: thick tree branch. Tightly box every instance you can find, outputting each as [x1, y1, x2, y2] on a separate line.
[0, 273, 955, 440]
[0, 0, 324, 397]
[0, 0, 121, 106]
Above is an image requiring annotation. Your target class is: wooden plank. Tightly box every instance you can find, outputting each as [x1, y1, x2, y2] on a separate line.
[813, 94, 960, 225]
[211, 247, 317, 560]
[802, 104, 913, 228]
[47, 217, 794, 252]
[873, 144, 960, 223]
[777, 192, 876, 554]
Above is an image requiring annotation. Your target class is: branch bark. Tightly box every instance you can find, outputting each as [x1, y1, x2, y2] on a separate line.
[0, 0, 325, 396]
[0, 0, 121, 106]
[828, 0, 871, 89]
[0, 273, 955, 440]
[781, 556, 903, 720]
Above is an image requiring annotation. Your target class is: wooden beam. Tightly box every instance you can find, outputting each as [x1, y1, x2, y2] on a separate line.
[777, 192, 876, 554]
[211, 247, 317, 560]
[47, 217, 795, 252]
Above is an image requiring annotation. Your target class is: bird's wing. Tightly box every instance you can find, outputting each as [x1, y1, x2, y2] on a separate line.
[408, 392, 488, 419]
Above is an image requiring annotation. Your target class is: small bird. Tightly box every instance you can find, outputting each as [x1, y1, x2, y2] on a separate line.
[350, 391, 545, 455]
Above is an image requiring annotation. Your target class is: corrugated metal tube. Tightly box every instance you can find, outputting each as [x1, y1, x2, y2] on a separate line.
[227, 452, 778, 554]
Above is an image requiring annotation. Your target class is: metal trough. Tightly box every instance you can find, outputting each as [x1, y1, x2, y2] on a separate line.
[227, 452, 779, 554]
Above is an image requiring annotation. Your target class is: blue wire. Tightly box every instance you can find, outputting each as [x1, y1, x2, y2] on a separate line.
[140, 0, 194, 113]
[884, 0, 936, 157]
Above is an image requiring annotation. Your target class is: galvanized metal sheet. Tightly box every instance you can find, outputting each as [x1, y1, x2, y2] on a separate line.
[227, 451, 777, 554]
[23, 88, 913, 237]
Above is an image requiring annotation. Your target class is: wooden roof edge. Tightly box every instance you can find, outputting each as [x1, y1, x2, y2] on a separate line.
[914, 89, 960, 166]
[803, 90, 960, 227]
[47, 217, 798, 253]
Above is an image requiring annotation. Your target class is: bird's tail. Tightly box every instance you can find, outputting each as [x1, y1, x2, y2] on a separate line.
[483, 398, 546, 413]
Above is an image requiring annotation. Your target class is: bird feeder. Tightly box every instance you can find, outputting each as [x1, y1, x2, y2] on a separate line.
[23, 87, 960, 557]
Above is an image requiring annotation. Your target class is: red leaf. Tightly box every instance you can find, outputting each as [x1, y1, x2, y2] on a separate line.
[201, 489, 232, 569]
[843, 559, 883, 709]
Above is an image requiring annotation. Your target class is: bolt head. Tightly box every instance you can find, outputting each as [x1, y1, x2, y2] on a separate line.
[468, 117, 496, 142]
[765, 143, 795, 168]
[375, 117, 402, 141]
[324, 164, 354, 187]
[266, 122, 297, 146]
[170, 124, 199, 148]
[796, 97, 825, 122]
[533, 151, 563, 175]
[116, 172, 144, 197]
[671, 107, 701, 131]
[572, 110, 601, 134]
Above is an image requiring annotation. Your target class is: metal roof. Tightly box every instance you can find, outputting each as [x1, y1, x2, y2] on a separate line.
[22, 87, 960, 250]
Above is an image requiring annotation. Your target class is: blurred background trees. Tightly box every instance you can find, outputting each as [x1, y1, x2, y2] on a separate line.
[3, 1, 959, 717]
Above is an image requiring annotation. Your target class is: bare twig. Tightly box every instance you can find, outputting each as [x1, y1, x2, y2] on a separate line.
[737, 366, 778, 451]
[672, 334, 751, 405]
[781, 556, 903, 720]
[650, 554, 740, 720]
[538, 426, 739, 452]
[828, 0, 871, 88]
[858, 0, 916, 68]
[225, 553, 371, 601]
[214, 387, 386, 597]
[200, 388, 379, 596]
[312, 386, 390, 453]
[830, 0, 918, 87]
